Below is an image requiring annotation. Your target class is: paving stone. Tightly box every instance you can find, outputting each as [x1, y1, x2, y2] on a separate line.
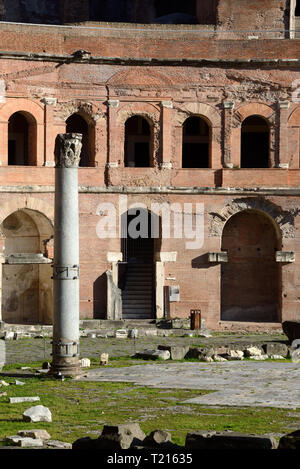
[23, 405, 52, 423]
[185, 431, 278, 450]
[45, 440, 72, 449]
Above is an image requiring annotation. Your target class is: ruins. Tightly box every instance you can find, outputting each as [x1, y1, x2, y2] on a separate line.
[0, 1, 298, 331]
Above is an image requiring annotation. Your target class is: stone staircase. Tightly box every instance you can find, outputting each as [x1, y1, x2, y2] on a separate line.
[121, 263, 154, 319]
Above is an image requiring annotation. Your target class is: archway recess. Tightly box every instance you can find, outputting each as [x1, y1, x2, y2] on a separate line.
[221, 209, 281, 323]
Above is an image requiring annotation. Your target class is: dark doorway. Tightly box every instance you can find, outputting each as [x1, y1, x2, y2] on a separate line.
[124, 116, 151, 167]
[66, 113, 91, 167]
[296, 1, 300, 16]
[241, 116, 269, 168]
[120, 209, 155, 319]
[182, 116, 210, 168]
[221, 210, 281, 323]
[154, 0, 197, 24]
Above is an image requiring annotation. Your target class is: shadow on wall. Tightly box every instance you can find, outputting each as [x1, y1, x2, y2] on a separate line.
[93, 272, 107, 319]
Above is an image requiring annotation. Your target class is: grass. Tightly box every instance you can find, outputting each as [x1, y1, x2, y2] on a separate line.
[1, 361, 300, 446]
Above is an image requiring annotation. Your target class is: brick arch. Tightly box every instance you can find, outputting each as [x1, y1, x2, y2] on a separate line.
[176, 102, 221, 128]
[107, 68, 175, 87]
[0, 197, 54, 229]
[0, 98, 44, 124]
[209, 197, 298, 239]
[288, 106, 300, 127]
[235, 102, 275, 124]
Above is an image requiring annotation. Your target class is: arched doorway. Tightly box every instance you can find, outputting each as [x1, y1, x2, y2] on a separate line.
[120, 208, 158, 319]
[221, 210, 281, 322]
[241, 116, 270, 168]
[1, 209, 53, 324]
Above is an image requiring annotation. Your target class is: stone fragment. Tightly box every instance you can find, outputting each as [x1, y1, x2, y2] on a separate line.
[158, 345, 189, 360]
[46, 440, 72, 449]
[4, 331, 14, 340]
[187, 347, 214, 361]
[136, 349, 170, 360]
[87, 333, 96, 339]
[80, 358, 91, 367]
[282, 321, 300, 343]
[115, 329, 128, 338]
[223, 350, 244, 360]
[244, 346, 264, 357]
[185, 431, 278, 450]
[143, 430, 172, 447]
[100, 353, 109, 366]
[278, 430, 300, 449]
[97, 423, 146, 450]
[269, 355, 285, 360]
[262, 343, 288, 357]
[18, 429, 51, 440]
[249, 355, 269, 361]
[291, 349, 300, 363]
[213, 355, 227, 362]
[291, 339, 300, 349]
[6, 436, 44, 448]
[9, 396, 40, 404]
[15, 380, 25, 386]
[129, 328, 138, 338]
[0, 380, 9, 386]
[23, 405, 52, 423]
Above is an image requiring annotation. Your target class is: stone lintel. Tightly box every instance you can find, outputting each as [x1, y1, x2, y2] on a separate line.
[208, 252, 228, 263]
[107, 252, 123, 262]
[6, 253, 52, 264]
[276, 251, 295, 263]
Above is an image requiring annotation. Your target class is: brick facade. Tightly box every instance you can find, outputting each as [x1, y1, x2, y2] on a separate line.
[0, 0, 299, 329]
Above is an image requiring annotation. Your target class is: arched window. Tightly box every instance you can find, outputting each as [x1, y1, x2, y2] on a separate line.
[241, 116, 270, 168]
[124, 116, 151, 167]
[66, 113, 92, 167]
[182, 116, 210, 168]
[8, 112, 36, 165]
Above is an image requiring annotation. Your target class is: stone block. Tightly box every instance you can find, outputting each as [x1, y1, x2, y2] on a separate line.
[46, 440, 72, 449]
[100, 353, 109, 365]
[10, 397, 40, 404]
[0, 339, 5, 371]
[171, 319, 190, 329]
[244, 346, 264, 357]
[97, 423, 146, 450]
[115, 329, 128, 338]
[278, 430, 300, 449]
[291, 339, 300, 349]
[136, 349, 170, 360]
[282, 321, 300, 343]
[18, 429, 51, 440]
[262, 343, 288, 357]
[291, 349, 300, 363]
[275, 251, 295, 263]
[158, 345, 189, 360]
[223, 349, 244, 360]
[23, 405, 52, 423]
[187, 347, 214, 361]
[6, 436, 44, 448]
[143, 430, 174, 448]
[185, 431, 278, 450]
[80, 358, 91, 367]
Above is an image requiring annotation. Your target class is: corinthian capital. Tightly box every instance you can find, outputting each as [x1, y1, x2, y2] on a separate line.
[54, 133, 82, 168]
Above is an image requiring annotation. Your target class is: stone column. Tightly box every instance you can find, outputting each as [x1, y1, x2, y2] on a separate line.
[50, 133, 82, 377]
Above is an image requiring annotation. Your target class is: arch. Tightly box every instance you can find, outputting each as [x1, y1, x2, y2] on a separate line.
[221, 209, 281, 323]
[182, 115, 211, 168]
[288, 106, 300, 127]
[107, 68, 175, 87]
[209, 197, 297, 239]
[66, 112, 95, 167]
[0, 98, 44, 124]
[235, 102, 274, 123]
[124, 115, 152, 167]
[177, 102, 221, 128]
[1, 208, 53, 325]
[0, 197, 54, 228]
[241, 115, 270, 168]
